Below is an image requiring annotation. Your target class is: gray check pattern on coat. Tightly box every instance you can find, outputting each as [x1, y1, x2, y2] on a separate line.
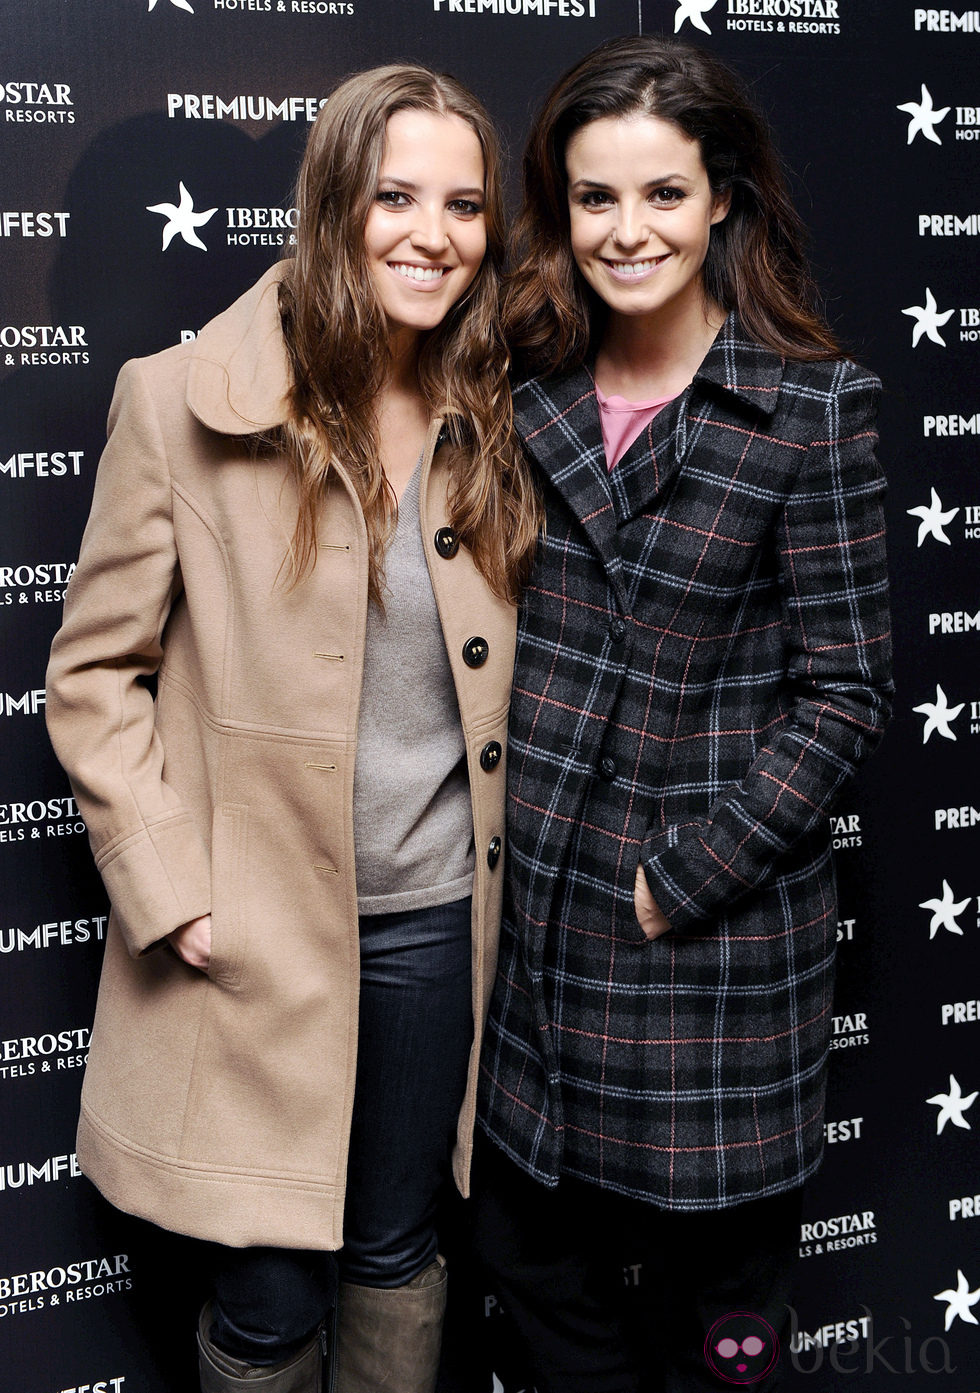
[477, 318, 893, 1210]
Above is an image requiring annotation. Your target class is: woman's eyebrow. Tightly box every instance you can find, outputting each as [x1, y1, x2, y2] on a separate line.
[379, 175, 484, 198]
[569, 173, 690, 190]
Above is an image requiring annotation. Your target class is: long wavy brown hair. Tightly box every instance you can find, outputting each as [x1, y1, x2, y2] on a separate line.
[277, 64, 540, 606]
[505, 36, 842, 378]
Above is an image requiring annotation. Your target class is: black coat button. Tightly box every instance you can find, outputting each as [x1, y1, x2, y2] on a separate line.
[598, 756, 618, 782]
[434, 527, 459, 559]
[480, 741, 502, 772]
[609, 617, 627, 643]
[487, 836, 502, 869]
[462, 636, 489, 668]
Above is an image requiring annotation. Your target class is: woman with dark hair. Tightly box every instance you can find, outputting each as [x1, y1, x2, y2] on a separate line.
[474, 35, 892, 1392]
[46, 64, 539, 1393]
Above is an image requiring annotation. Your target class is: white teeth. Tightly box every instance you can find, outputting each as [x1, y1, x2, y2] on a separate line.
[391, 264, 446, 282]
[610, 257, 663, 276]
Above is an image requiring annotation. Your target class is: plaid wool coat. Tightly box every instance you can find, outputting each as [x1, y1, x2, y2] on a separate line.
[478, 317, 893, 1210]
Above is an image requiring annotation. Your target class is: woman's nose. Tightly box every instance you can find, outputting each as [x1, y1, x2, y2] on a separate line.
[411, 206, 450, 254]
[612, 202, 650, 252]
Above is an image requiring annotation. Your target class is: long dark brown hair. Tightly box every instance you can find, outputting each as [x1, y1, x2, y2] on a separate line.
[278, 64, 540, 606]
[505, 35, 841, 377]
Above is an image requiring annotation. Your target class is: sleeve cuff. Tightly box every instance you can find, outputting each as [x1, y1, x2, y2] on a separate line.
[640, 818, 720, 934]
[94, 812, 211, 957]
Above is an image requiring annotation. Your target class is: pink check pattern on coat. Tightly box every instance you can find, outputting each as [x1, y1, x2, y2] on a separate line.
[477, 318, 893, 1209]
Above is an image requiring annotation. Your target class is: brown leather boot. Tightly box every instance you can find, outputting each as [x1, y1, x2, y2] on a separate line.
[332, 1257, 447, 1393]
[198, 1304, 324, 1391]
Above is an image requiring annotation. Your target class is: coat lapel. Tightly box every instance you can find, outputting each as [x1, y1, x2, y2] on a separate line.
[513, 368, 625, 602]
[606, 315, 786, 524]
[605, 389, 688, 526]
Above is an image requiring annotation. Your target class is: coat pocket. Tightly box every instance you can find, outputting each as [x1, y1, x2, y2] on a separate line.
[627, 817, 712, 943]
[207, 803, 249, 989]
[610, 821, 679, 947]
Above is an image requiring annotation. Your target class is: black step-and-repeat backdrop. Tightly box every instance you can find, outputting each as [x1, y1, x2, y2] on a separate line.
[2, 2, 978, 1389]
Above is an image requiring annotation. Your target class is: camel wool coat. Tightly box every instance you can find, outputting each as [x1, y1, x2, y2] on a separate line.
[46, 264, 515, 1250]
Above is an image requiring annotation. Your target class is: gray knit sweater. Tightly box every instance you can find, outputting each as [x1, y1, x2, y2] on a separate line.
[353, 465, 474, 915]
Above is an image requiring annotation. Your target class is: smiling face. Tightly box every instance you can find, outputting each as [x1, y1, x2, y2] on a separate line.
[363, 108, 487, 351]
[565, 113, 729, 335]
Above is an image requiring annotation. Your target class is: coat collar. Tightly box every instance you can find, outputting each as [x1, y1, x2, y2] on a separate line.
[512, 313, 785, 444]
[184, 262, 451, 509]
[186, 261, 293, 435]
[691, 313, 785, 416]
[512, 316, 786, 562]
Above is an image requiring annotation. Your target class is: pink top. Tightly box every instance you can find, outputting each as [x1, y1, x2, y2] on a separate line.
[596, 384, 678, 471]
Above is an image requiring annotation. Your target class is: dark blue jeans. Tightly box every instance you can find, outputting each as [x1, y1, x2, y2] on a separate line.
[206, 896, 473, 1364]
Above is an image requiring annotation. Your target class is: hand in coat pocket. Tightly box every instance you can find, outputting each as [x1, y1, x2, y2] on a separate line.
[168, 914, 212, 971]
[634, 866, 671, 940]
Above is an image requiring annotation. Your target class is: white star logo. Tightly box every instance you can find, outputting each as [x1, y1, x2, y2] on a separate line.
[927, 1074, 978, 1133]
[919, 880, 970, 938]
[146, 182, 217, 251]
[897, 84, 950, 145]
[907, 488, 959, 546]
[148, 0, 195, 11]
[902, 288, 954, 348]
[913, 685, 964, 743]
[674, 0, 717, 34]
[934, 1269, 980, 1330]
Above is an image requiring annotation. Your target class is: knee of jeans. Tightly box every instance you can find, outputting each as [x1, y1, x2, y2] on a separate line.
[340, 1233, 439, 1288]
[211, 1303, 324, 1363]
[211, 1252, 337, 1358]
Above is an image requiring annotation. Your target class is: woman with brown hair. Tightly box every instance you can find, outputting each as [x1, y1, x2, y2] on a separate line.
[46, 64, 539, 1393]
[474, 35, 892, 1391]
